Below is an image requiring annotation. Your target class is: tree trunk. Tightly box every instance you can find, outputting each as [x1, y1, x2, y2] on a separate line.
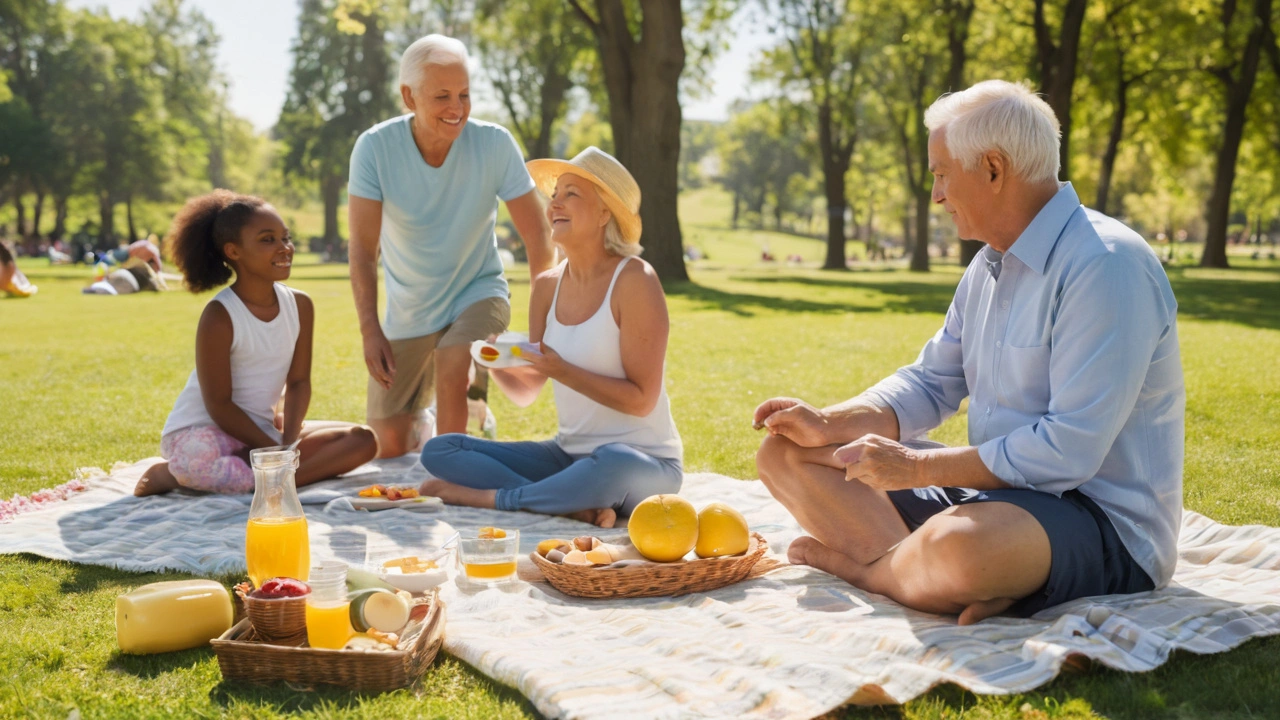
[818, 101, 852, 270]
[959, 239, 983, 265]
[1201, 0, 1269, 269]
[902, 206, 913, 257]
[98, 193, 115, 248]
[944, 0, 975, 92]
[1034, 0, 1088, 181]
[1096, 77, 1129, 215]
[321, 172, 342, 246]
[910, 190, 931, 272]
[532, 60, 571, 160]
[731, 191, 740, 229]
[32, 190, 45, 238]
[126, 196, 137, 242]
[577, 0, 688, 282]
[13, 193, 27, 238]
[52, 195, 69, 240]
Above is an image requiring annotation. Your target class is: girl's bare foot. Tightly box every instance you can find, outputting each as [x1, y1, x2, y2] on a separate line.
[419, 478, 497, 509]
[134, 462, 179, 497]
[564, 507, 617, 528]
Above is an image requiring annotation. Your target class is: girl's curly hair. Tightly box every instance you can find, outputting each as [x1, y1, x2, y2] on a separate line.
[165, 190, 269, 292]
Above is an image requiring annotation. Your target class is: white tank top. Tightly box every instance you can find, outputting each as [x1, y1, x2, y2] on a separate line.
[161, 283, 300, 442]
[543, 258, 683, 460]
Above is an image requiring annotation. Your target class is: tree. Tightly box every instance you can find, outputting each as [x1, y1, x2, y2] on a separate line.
[1033, 0, 1089, 181]
[760, 0, 871, 269]
[277, 0, 398, 248]
[566, 0, 726, 281]
[873, 0, 974, 272]
[1199, 0, 1277, 268]
[473, 0, 591, 159]
[717, 100, 809, 230]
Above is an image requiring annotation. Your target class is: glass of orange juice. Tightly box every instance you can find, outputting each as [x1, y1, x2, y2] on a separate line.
[457, 529, 520, 584]
[305, 563, 353, 650]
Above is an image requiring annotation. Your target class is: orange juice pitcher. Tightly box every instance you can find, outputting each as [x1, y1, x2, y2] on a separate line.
[245, 447, 309, 588]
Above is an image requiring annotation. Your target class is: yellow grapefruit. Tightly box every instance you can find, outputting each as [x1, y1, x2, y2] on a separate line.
[628, 495, 698, 562]
[695, 502, 750, 558]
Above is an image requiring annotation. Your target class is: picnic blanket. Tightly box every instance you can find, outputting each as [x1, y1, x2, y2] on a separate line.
[3, 457, 1279, 719]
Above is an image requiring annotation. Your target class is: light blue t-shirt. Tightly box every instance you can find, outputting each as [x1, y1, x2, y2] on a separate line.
[348, 115, 535, 340]
[864, 183, 1185, 588]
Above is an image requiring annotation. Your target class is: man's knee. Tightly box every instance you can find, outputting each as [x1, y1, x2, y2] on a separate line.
[756, 433, 801, 488]
[369, 416, 415, 457]
[909, 506, 1050, 602]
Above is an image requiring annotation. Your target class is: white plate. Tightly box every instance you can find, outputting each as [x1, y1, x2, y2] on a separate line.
[349, 495, 443, 512]
[470, 332, 536, 369]
[375, 566, 449, 592]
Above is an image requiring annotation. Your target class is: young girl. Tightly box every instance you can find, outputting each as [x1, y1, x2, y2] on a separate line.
[135, 190, 377, 496]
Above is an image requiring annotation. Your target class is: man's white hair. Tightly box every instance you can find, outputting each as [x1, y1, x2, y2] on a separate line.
[923, 80, 1061, 184]
[398, 34, 469, 93]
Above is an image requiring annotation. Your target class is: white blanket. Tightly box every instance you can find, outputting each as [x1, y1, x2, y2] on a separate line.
[3, 457, 1279, 718]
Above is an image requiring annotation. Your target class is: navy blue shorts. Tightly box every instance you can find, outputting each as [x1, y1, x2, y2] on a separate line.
[886, 486, 1154, 617]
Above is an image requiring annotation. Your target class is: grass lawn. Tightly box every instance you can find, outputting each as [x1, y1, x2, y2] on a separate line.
[3, 189, 1279, 718]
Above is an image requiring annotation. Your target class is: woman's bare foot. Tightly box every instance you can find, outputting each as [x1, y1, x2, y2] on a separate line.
[134, 462, 179, 497]
[419, 478, 497, 509]
[564, 507, 617, 528]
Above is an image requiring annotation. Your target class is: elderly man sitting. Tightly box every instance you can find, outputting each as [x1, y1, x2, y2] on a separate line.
[755, 80, 1185, 624]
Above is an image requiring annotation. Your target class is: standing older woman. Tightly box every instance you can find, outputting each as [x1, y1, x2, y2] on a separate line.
[419, 148, 682, 527]
[348, 34, 552, 458]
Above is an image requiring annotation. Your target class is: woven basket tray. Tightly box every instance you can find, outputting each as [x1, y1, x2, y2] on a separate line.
[211, 592, 445, 692]
[531, 532, 768, 599]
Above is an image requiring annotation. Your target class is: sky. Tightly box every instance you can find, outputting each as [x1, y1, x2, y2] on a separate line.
[67, 0, 775, 133]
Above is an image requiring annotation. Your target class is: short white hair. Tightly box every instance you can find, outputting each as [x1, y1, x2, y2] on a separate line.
[923, 80, 1061, 184]
[398, 34, 469, 93]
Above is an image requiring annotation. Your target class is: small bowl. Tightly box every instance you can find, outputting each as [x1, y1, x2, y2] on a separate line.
[244, 592, 308, 644]
[367, 548, 453, 594]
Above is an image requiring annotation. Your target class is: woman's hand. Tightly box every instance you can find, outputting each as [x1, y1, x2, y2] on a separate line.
[519, 341, 568, 381]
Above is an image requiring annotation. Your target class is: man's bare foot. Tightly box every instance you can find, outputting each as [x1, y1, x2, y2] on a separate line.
[564, 507, 617, 528]
[134, 462, 179, 497]
[957, 597, 1017, 625]
[787, 535, 872, 586]
[419, 478, 497, 509]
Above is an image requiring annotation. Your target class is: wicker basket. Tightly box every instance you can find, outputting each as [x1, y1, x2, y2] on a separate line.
[243, 593, 308, 645]
[211, 592, 445, 691]
[531, 532, 768, 599]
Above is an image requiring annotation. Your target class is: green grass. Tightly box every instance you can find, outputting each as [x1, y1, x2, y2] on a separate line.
[3, 189, 1279, 718]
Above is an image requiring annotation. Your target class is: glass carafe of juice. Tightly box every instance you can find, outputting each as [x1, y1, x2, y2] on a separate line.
[245, 447, 310, 588]
[306, 563, 353, 650]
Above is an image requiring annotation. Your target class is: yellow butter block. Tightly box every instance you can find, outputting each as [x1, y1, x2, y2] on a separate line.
[116, 580, 233, 654]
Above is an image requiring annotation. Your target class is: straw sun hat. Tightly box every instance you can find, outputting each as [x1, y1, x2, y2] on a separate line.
[526, 147, 642, 245]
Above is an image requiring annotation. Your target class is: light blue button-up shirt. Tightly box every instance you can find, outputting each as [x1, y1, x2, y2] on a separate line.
[864, 183, 1185, 586]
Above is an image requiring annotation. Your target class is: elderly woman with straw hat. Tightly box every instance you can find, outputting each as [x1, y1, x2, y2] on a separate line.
[418, 147, 682, 527]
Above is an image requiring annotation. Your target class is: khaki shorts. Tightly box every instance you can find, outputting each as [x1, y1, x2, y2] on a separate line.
[367, 297, 510, 420]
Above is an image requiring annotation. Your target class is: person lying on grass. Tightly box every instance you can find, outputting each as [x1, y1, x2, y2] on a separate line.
[755, 80, 1185, 624]
[418, 148, 683, 528]
[134, 191, 377, 496]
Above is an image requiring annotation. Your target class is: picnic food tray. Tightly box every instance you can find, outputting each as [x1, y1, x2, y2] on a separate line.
[212, 591, 445, 691]
[531, 532, 768, 599]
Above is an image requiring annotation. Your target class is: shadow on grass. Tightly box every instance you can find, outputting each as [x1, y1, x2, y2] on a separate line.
[109, 646, 214, 680]
[837, 635, 1280, 719]
[206, 654, 542, 717]
[1167, 272, 1280, 331]
[664, 275, 957, 317]
[54, 558, 183, 596]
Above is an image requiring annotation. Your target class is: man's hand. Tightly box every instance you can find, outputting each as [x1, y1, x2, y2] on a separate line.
[362, 328, 396, 390]
[753, 397, 831, 448]
[834, 435, 925, 491]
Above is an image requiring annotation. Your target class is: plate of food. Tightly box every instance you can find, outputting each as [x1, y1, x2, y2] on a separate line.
[351, 484, 443, 512]
[470, 331, 537, 369]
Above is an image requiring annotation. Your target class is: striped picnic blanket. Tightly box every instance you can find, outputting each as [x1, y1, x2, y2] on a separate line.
[3, 457, 1278, 718]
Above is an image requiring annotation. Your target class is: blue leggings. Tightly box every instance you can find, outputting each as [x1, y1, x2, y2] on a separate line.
[419, 434, 682, 516]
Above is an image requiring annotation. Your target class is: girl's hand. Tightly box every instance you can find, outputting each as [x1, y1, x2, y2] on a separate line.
[520, 341, 567, 381]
